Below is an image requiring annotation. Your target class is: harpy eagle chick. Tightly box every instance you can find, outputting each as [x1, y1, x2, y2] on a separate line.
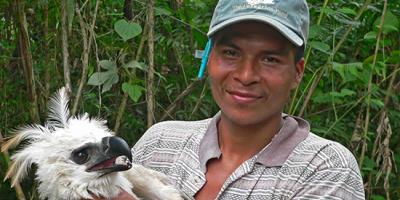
[2, 87, 183, 200]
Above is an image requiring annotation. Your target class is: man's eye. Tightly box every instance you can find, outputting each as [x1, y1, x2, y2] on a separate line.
[262, 56, 279, 64]
[223, 49, 239, 58]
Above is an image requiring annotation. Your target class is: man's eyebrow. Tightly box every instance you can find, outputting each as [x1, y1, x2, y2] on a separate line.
[261, 48, 292, 56]
[216, 39, 241, 50]
[214, 33, 241, 48]
[214, 32, 294, 55]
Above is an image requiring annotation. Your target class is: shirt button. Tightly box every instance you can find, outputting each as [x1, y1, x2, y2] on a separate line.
[190, 175, 203, 187]
[193, 176, 201, 184]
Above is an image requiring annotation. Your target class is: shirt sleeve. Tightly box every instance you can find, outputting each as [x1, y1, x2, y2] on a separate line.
[290, 143, 365, 199]
[131, 123, 162, 165]
[291, 168, 365, 199]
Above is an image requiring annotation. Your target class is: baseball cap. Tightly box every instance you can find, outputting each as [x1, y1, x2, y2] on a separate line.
[207, 0, 310, 47]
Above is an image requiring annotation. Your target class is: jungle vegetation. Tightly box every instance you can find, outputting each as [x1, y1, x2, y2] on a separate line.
[0, 0, 399, 199]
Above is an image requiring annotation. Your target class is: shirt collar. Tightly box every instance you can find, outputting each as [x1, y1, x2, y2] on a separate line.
[199, 112, 222, 172]
[198, 112, 310, 170]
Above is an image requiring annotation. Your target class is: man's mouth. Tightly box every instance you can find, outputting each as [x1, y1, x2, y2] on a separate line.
[227, 90, 262, 103]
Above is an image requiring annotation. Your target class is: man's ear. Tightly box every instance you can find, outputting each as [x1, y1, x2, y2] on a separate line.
[291, 58, 305, 89]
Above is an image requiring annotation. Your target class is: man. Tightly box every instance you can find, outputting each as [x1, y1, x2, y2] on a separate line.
[126, 0, 365, 199]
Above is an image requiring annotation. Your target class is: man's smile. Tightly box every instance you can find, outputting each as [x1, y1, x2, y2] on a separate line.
[226, 89, 263, 104]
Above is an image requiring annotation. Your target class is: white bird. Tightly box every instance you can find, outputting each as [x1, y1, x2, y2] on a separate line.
[2, 87, 183, 200]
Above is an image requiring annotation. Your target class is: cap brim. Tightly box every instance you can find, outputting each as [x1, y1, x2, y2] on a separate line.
[207, 15, 303, 46]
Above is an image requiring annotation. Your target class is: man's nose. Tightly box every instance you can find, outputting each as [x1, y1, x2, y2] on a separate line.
[233, 59, 260, 86]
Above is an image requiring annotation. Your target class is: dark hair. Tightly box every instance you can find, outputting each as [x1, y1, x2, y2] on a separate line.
[294, 45, 305, 64]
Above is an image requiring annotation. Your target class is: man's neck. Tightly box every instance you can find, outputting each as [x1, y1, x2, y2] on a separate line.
[217, 113, 283, 164]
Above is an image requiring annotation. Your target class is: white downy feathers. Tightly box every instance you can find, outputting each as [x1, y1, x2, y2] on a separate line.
[2, 87, 183, 200]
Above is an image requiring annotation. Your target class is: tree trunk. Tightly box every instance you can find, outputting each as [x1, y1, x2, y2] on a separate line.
[146, 0, 155, 128]
[61, 0, 72, 94]
[15, 0, 40, 123]
[43, 4, 51, 108]
[124, 0, 133, 21]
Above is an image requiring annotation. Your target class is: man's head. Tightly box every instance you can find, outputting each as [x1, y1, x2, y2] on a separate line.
[207, 0, 309, 127]
[208, 0, 309, 49]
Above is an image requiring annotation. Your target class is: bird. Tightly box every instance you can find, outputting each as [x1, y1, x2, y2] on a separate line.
[2, 87, 183, 200]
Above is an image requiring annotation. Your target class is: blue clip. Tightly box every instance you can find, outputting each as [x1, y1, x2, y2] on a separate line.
[197, 39, 212, 78]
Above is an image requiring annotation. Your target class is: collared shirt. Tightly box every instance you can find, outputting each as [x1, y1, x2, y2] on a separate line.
[131, 112, 365, 199]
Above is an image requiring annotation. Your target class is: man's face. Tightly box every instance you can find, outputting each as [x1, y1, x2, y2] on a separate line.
[208, 21, 304, 127]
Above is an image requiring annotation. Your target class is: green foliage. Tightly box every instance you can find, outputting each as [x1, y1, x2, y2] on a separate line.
[0, 0, 399, 199]
[87, 60, 119, 93]
[122, 82, 144, 103]
[114, 19, 142, 41]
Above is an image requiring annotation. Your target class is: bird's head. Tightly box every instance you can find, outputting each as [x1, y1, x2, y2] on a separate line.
[2, 87, 133, 199]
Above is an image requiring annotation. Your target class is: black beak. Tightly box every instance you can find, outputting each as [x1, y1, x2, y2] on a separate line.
[86, 136, 132, 173]
[101, 136, 132, 162]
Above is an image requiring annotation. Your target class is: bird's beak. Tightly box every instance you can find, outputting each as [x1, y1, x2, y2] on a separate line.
[86, 136, 132, 174]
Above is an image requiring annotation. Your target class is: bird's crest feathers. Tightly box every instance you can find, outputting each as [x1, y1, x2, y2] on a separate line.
[2, 87, 70, 186]
[47, 87, 70, 129]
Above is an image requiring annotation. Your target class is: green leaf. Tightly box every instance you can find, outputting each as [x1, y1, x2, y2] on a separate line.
[362, 156, 375, 171]
[114, 19, 142, 41]
[99, 60, 117, 71]
[122, 82, 144, 102]
[363, 31, 377, 40]
[371, 195, 385, 200]
[388, 50, 400, 63]
[330, 89, 356, 98]
[87, 67, 119, 93]
[339, 7, 356, 16]
[340, 89, 356, 96]
[308, 25, 324, 40]
[155, 7, 172, 16]
[312, 90, 331, 103]
[370, 99, 384, 109]
[374, 11, 399, 34]
[101, 72, 119, 93]
[87, 72, 112, 86]
[122, 60, 146, 70]
[320, 7, 335, 15]
[332, 62, 363, 83]
[308, 41, 331, 54]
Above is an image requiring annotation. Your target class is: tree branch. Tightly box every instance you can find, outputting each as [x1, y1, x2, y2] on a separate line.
[72, 0, 100, 115]
[61, 0, 72, 94]
[160, 78, 205, 121]
[359, 0, 388, 169]
[16, 0, 40, 123]
[146, 0, 155, 128]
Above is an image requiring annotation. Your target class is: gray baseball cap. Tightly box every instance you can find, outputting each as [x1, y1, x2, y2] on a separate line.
[207, 0, 310, 47]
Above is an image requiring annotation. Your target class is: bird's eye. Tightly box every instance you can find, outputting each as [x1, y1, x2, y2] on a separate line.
[71, 149, 90, 164]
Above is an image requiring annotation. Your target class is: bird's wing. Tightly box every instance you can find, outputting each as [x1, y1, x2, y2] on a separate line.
[124, 164, 183, 200]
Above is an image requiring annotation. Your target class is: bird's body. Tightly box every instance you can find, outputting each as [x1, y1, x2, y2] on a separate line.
[2, 88, 182, 200]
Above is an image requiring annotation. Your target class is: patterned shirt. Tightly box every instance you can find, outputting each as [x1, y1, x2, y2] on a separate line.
[131, 112, 365, 199]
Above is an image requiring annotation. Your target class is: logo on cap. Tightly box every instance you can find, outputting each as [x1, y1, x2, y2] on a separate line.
[246, 0, 275, 5]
